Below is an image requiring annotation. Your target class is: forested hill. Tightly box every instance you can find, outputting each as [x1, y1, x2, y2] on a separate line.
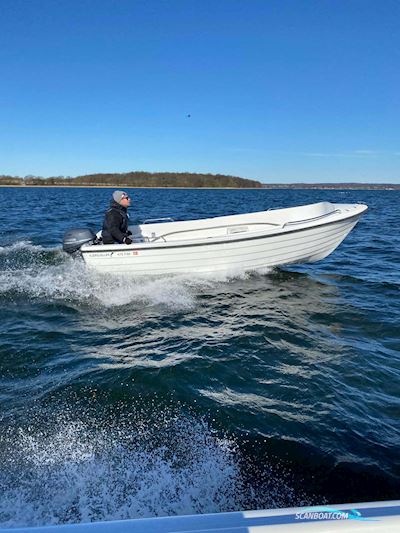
[1, 173, 398, 189]
[0, 172, 262, 188]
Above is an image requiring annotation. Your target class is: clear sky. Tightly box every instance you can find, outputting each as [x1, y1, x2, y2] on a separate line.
[0, 0, 399, 183]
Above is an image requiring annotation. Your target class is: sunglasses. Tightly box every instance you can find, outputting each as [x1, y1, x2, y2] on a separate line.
[121, 195, 130, 200]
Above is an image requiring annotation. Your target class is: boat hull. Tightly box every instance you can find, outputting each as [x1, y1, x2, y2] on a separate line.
[80, 203, 367, 276]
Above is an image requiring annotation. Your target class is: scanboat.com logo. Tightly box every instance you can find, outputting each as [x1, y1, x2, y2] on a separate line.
[295, 506, 379, 521]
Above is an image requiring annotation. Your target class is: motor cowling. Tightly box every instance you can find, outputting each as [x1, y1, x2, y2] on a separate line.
[63, 228, 96, 254]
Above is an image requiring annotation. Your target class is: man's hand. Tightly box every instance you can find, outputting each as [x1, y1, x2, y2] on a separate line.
[124, 237, 133, 245]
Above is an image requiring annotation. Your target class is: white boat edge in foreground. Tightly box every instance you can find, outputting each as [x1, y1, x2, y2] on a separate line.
[66, 202, 368, 275]
[3, 500, 399, 532]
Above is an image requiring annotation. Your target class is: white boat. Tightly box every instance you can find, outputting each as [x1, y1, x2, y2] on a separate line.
[63, 202, 367, 276]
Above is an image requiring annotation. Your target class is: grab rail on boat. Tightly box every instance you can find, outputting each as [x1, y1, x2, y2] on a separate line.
[149, 221, 282, 243]
[142, 217, 175, 224]
[281, 209, 342, 228]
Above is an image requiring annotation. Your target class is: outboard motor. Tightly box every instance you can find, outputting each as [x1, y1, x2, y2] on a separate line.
[63, 228, 96, 254]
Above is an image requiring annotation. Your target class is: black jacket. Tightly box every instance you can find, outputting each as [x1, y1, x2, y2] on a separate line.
[102, 202, 130, 244]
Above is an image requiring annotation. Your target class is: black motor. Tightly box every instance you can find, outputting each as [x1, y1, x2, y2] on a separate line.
[63, 228, 96, 254]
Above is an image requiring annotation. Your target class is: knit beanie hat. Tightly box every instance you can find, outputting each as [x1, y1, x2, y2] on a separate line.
[112, 190, 129, 204]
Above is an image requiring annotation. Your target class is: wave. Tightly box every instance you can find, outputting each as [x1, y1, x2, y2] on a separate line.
[316, 270, 400, 290]
[0, 241, 47, 254]
[0, 396, 308, 528]
[0, 404, 243, 528]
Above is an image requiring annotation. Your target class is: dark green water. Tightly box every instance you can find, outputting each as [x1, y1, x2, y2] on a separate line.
[0, 187, 399, 527]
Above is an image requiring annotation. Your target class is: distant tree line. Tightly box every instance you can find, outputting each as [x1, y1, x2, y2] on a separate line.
[0, 173, 397, 189]
[0, 171, 262, 188]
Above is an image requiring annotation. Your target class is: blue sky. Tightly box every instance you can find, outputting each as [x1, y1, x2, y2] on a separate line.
[0, 0, 399, 183]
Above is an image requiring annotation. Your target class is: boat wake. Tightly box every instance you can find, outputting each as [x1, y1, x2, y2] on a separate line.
[0, 241, 270, 311]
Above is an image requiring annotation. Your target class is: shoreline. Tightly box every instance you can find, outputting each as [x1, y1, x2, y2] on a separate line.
[0, 185, 399, 190]
[0, 185, 260, 190]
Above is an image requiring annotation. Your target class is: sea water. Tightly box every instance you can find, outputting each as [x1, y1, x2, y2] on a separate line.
[0, 187, 399, 527]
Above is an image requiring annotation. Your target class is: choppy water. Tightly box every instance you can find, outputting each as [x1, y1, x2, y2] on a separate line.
[0, 187, 399, 528]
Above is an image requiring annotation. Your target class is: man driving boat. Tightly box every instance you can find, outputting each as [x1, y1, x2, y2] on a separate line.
[102, 190, 133, 244]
